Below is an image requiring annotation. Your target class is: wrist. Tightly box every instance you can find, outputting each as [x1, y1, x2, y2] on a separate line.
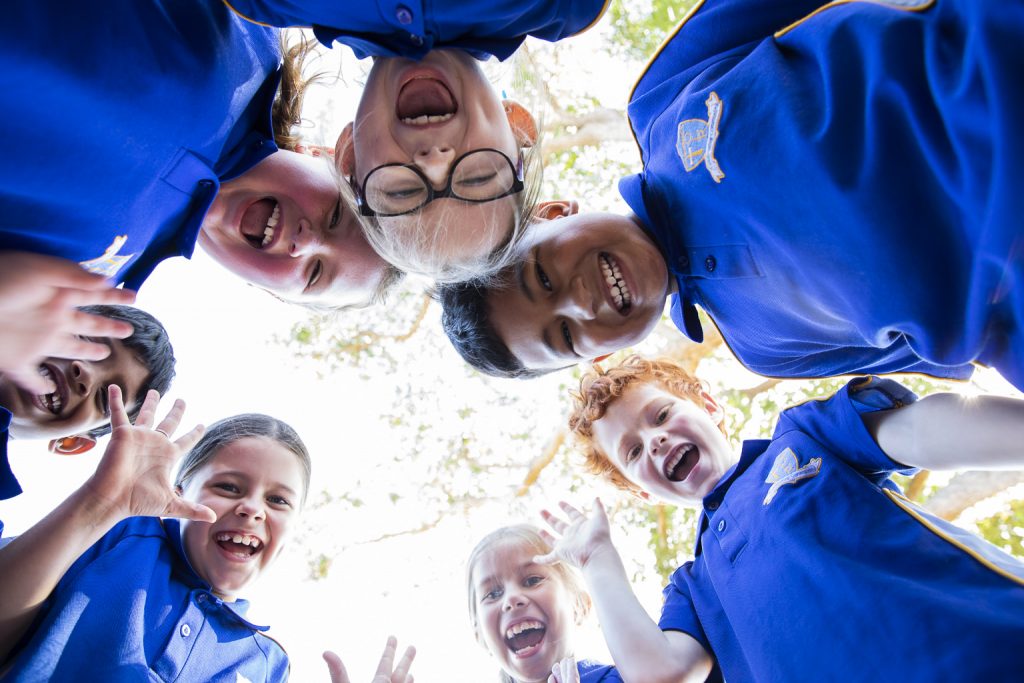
[580, 539, 621, 576]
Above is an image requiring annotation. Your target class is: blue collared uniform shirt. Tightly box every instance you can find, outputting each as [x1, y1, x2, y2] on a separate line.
[0, 1, 281, 290]
[620, 0, 1024, 387]
[659, 377, 1024, 682]
[0, 407, 21, 538]
[578, 658, 621, 682]
[3, 517, 288, 681]
[224, 0, 610, 59]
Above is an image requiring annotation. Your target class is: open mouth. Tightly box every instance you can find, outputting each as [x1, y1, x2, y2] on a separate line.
[396, 77, 457, 125]
[240, 198, 279, 249]
[504, 619, 546, 657]
[35, 364, 66, 415]
[664, 444, 699, 482]
[215, 531, 264, 560]
[599, 253, 632, 313]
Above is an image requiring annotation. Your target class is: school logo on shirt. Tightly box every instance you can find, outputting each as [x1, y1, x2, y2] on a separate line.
[763, 448, 821, 505]
[78, 234, 134, 278]
[676, 91, 725, 183]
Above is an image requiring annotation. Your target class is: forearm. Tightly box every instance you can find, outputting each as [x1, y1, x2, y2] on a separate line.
[582, 546, 708, 683]
[867, 393, 1024, 470]
[0, 482, 123, 659]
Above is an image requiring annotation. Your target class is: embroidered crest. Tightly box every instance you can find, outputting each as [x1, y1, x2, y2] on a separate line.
[78, 235, 133, 278]
[676, 91, 725, 183]
[763, 447, 821, 505]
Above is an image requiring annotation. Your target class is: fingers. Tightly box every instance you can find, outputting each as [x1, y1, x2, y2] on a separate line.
[558, 501, 584, 520]
[533, 551, 558, 566]
[66, 306, 136, 339]
[132, 389, 161, 429]
[373, 636, 399, 678]
[323, 650, 350, 683]
[154, 398, 187, 438]
[108, 385, 130, 432]
[392, 644, 416, 682]
[167, 499, 217, 524]
[540, 509, 568, 535]
[4, 367, 56, 396]
[173, 424, 206, 455]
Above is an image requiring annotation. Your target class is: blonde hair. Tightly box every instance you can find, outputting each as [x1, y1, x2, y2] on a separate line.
[465, 525, 591, 683]
[569, 356, 719, 496]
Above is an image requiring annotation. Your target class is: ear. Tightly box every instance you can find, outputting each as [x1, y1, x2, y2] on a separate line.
[701, 390, 724, 426]
[48, 434, 97, 456]
[335, 122, 356, 177]
[532, 199, 580, 222]
[502, 100, 537, 148]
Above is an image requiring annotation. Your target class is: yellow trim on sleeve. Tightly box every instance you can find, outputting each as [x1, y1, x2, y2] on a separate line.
[884, 489, 1024, 588]
[572, 0, 616, 37]
[626, 0, 708, 155]
[774, 0, 935, 40]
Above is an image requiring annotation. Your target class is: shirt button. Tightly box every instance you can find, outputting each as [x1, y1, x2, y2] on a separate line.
[704, 255, 717, 272]
[180, 624, 191, 638]
[706, 501, 719, 511]
[395, 5, 413, 25]
[717, 519, 727, 532]
[679, 254, 690, 269]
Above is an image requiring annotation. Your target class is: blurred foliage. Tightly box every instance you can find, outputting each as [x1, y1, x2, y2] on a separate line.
[975, 499, 1024, 557]
[607, 0, 699, 62]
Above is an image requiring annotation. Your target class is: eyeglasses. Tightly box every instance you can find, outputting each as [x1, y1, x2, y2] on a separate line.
[352, 148, 525, 218]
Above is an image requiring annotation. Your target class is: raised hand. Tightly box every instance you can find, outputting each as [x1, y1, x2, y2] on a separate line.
[324, 637, 416, 683]
[84, 386, 211, 524]
[549, 656, 581, 683]
[535, 499, 614, 571]
[0, 251, 136, 394]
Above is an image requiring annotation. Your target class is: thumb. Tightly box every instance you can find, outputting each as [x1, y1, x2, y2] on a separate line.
[166, 500, 216, 524]
[533, 552, 558, 566]
[323, 650, 350, 683]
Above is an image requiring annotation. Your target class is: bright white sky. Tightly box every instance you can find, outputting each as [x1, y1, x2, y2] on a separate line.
[4, 21, 1023, 683]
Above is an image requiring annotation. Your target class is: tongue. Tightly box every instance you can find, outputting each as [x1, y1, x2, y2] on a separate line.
[396, 78, 456, 119]
[240, 199, 276, 244]
[508, 628, 545, 653]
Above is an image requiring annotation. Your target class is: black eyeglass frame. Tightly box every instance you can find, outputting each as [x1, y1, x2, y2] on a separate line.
[352, 148, 525, 218]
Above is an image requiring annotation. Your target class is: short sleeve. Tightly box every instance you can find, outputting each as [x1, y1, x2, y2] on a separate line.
[774, 376, 919, 477]
[658, 562, 712, 650]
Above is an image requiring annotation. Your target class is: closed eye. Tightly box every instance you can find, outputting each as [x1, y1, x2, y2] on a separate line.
[306, 259, 323, 291]
[561, 321, 575, 355]
[97, 385, 110, 417]
[455, 171, 498, 188]
[329, 199, 341, 228]
[535, 260, 552, 291]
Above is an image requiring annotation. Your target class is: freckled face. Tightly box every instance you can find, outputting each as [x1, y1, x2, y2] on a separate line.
[178, 437, 306, 600]
[592, 383, 736, 505]
[200, 149, 388, 308]
[0, 340, 148, 440]
[471, 540, 576, 683]
[488, 212, 671, 371]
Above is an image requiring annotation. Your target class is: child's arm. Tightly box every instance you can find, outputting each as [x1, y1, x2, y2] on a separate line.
[323, 637, 415, 683]
[0, 251, 136, 395]
[862, 392, 1024, 471]
[537, 501, 712, 683]
[0, 386, 211, 660]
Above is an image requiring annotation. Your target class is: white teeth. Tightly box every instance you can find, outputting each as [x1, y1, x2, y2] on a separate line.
[505, 620, 543, 639]
[261, 203, 279, 247]
[600, 255, 632, 310]
[400, 112, 454, 125]
[216, 532, 262, 549]
[36, 367, 62, 414]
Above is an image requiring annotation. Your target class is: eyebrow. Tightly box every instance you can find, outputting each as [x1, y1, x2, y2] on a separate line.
[214, 470, 299, 497]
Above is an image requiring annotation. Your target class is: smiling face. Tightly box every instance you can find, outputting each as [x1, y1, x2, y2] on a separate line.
[488, 211, 672, 371]
[178, 437, 306, 600]
[199, 149, 389, 308]
[470, 538, 577, 683]
[0, 340, 149, 441]
[591, 383, 736, 505]
[343, 50, 533, 274]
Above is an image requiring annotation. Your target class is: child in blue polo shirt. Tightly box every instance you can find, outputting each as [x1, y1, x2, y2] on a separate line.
[439, 0, 1024, 391]
[0, 392, 308, 681]
[535, 356, 1024, 682]
[0, 304, 175, 535]
[225, 0, 608, 282]
[466, 524, 621, 683]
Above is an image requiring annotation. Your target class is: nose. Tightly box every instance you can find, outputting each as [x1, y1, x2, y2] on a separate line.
[69, 361, 94, 397]
[555, 275, 596, 321]
[502, 590, 527, 612]
[649, 433, 667, 457]
[235, 497, 266, 521]
[412, 146, 456, 189]
[288, 219, 318, 257]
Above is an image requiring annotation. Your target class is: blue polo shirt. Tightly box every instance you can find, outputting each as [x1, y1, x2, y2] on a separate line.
[0, 0, 281, 290]
[4, 517, 288, 681]
[660, 377, 1024, 682]
[578, 659, 621, 682]
[0, 407, 21, 538]
[620, 0, 1024, 388]
[224, 0, 610, 59]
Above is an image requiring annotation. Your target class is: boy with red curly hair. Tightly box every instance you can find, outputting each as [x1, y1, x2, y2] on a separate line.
[535, 356, 1024, 682]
